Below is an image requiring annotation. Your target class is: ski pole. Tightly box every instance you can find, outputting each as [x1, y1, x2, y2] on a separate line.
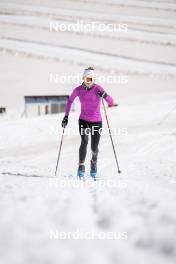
[102, 99, 122, 174]
[55, 127, 65, 176]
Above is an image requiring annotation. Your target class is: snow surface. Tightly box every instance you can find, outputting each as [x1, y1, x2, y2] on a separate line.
[0, 98, 176, 264]
[1, 1, 176, 27]
[1, 14, 176, 45]
[0, 38, 176, 76]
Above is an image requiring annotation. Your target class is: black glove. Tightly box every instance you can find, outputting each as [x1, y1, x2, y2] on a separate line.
[61, 116, 68, 128]
[97, 91, 108, 98]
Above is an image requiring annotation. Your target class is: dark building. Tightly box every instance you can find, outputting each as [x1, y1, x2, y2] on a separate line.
[24, 95, 69, 117]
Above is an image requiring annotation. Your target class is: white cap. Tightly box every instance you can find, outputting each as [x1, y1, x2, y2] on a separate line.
[83, 69, 95, 79]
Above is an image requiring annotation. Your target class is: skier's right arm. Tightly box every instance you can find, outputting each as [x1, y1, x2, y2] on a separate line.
[61, 88, 78, 127]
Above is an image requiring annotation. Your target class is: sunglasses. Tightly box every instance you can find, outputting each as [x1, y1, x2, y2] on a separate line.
[85, 77, 93, 82]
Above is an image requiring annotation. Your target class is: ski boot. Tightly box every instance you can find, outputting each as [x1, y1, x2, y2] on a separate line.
[90, 160, 97, 180]
[77, 163, 85, 179]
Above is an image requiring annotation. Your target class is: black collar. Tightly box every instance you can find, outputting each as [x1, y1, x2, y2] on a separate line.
[82, 82, 95, 91]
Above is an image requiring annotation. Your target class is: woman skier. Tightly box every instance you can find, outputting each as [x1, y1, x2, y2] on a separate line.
[61, 67, 114, 179]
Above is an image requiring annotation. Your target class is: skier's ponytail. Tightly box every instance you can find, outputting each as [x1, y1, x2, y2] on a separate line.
[85, 66, 95, 71]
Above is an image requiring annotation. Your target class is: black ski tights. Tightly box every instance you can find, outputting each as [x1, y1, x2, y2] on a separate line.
[79, 119, 102, 163]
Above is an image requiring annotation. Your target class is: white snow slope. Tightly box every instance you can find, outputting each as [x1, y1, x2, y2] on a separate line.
[0, 97, 176, 264]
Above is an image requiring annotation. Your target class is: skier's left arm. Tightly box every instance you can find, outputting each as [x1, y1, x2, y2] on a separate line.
[97, 88, 116, 107]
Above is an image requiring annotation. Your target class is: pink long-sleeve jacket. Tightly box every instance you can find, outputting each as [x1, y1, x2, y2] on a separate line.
[65, 83, 114, 122]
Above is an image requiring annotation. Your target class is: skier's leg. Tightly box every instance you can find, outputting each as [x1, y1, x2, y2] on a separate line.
[90, 122, 102, 161]
[90, 122, 102, 178]
[79, 119, 90, 163]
